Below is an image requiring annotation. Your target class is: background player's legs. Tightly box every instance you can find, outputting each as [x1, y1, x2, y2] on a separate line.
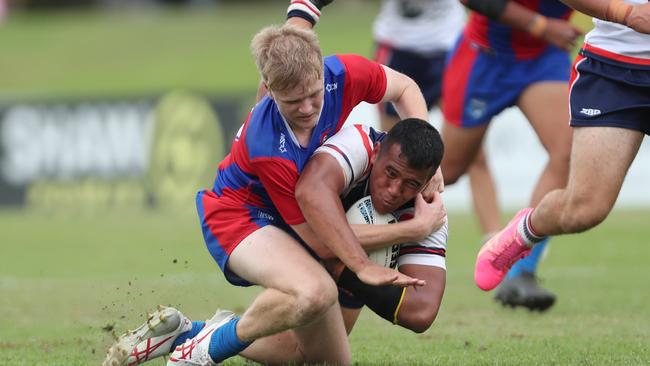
[518, 82, 572, 205]
[468, 147, 502, 239]
[493, 81, 571, 310]
[228, 225, 350, 364]
[440, 121, 489, 185]
[532, 126, 644, 235]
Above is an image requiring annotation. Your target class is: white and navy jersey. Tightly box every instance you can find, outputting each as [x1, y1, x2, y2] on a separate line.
[373, 0, 465, 54]
[314, 124, 448, 270]
[584, 0, 650, 67]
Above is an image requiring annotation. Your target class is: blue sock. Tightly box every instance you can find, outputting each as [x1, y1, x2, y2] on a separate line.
[506, 237, 549, 279]
[171, 321, 205, 350]
[208, 317, 251, 363]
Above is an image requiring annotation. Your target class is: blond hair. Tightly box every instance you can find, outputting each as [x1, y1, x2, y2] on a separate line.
[251, 24, 323, 93]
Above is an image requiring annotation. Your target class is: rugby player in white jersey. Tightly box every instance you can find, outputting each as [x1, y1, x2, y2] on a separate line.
[475, 0, 650, 292]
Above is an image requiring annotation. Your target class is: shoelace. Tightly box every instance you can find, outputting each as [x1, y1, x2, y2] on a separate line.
[490, 233, 529, 270]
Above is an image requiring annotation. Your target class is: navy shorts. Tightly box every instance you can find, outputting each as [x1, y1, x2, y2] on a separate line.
[569, 51, 650, 135]
[374, 43, 448, 116]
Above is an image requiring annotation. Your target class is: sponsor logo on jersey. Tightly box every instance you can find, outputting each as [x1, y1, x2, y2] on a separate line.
[258, 211, 275, 221]
[319, 128, 332, 144]
[279, 133, 288, 153]
[468, 98, 487, 120]
[326, 83, 338, 92]
[580, 108, 601, 117]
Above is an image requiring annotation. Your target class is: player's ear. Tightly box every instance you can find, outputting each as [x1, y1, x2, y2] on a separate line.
[370, 142, 381, 164]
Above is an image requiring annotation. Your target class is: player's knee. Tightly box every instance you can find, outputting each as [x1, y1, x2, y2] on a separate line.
[294, 278, 338, 321]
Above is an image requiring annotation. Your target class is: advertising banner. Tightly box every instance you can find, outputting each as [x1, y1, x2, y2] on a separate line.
[0, 91, 242, 210]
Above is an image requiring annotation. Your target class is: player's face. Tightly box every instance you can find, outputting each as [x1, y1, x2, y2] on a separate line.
[368, 143, 432, 214]
[269, 77, 324, 132]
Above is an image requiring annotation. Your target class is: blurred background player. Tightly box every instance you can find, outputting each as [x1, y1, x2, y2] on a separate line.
[442, 0, 583, 311]
[372, 0, 503, 272]
[475, 0, 650, 291]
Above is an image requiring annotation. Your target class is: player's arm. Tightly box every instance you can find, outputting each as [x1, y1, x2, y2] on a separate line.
[294, 155, 424, 288]
[285, 0, 334, 28]
[461, 0, 582, 51]
[352, 192, 446, 251]
[297, 154, 444, 256]
[560, 0, 650, 33]
[380, 66, 429, 121]
[339, 218, 449, 330]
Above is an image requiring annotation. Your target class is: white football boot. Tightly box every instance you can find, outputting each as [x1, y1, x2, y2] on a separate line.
[103, 305, 192, 366]
[167, 310, 236, 366]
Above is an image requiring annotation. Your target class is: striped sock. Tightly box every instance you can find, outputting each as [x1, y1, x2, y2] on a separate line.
[517, 210, 546, 246]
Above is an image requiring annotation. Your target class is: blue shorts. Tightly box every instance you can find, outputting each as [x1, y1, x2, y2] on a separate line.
[569, 51, 650, 134]
[196, 190, 315, 287]
[374, 43, 447, 116]
[442, 35, 571, 127]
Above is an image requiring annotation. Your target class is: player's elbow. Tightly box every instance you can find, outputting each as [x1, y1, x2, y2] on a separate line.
[295, 178, 316, 211]
[399, 299, 441, 334]
[403, 308, 439, 334]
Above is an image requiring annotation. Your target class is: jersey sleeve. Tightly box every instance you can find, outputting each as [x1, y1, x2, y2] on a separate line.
[313, 124, 374, 189]
[251, 157, 305, 225]
[338, 54, 387, 106]
[395, 211, 448, 270]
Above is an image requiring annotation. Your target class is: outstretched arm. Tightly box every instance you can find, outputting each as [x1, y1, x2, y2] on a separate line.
[380, 66, 429, 121]
[560, 0, 650, 33]
[461, 0, 583, 51]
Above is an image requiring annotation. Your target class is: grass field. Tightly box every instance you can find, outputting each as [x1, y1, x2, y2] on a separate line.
[2, 2, 648, 366]
[0, 1, 384, 101]
[0, 1, 592, 101]
[2, 208, 649, 365]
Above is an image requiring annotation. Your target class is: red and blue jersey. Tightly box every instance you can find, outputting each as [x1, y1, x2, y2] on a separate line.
[197, 54, 387, 285]
[464, 0, 572, 60]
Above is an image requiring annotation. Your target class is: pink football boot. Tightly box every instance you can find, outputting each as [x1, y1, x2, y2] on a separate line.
[475, 208, 534, 291]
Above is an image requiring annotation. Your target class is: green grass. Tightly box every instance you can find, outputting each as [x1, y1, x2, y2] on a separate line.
[1, 208, 649, 365]
[0, 4, 631, 365]
[0, 2, 381, 101]
[0, 2, 593, 101]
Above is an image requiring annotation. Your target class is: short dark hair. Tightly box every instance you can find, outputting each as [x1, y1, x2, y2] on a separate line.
[380, 118, 444, 176]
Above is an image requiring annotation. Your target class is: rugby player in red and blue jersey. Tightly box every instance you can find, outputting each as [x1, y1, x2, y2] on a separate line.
[103, 2, 434, 365]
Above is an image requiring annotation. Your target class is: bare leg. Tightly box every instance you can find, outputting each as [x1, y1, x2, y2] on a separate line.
[532, 126, 643, 235]
[467, 147, 502, 236]
[517, 82, 572, 206]
[440, 120, 489, 185]
[228, 225, 350, 364]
